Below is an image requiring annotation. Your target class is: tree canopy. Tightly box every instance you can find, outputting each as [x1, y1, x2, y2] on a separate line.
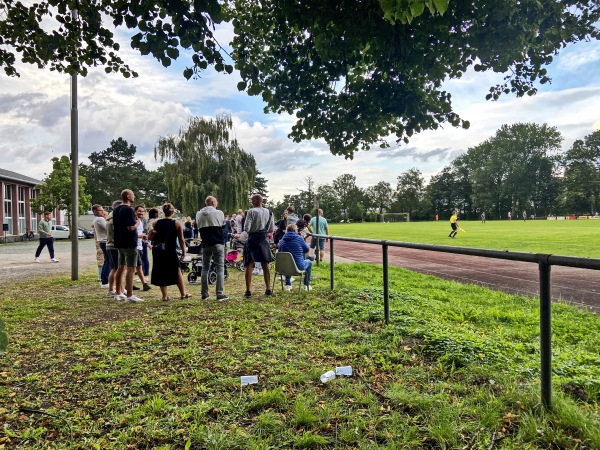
[0, 0, 231, 78]
[33, 155, 91, 217]
[155, 114, 257, 215]
[80, 138, 167, 208]
[2, 1, 598, 158]
[230, 0, 599, 157]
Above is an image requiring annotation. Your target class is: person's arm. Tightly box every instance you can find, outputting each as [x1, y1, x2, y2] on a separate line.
[175, 222, 186, 259]
[268, 211, 275, 233]
[243, 211, 252, 232]
[127, 218, 140, 231]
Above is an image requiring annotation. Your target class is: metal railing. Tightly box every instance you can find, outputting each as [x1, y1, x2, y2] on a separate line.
[311, 234, 600, 410]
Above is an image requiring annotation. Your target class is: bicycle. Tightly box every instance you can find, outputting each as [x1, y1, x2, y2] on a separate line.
[22, 230, 35, 241]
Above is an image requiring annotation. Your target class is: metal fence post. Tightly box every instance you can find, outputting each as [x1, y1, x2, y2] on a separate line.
[383, 242, 389, 324]
[539, 258, 552, 410]
[329, 238, 335, 290]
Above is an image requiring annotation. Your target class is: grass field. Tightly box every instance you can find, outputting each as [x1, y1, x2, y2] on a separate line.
[328, 219, 600, 258]
[1, 262, 599, 449]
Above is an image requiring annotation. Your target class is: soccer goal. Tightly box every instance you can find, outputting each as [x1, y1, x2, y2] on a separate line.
[379, 213, 410, 223]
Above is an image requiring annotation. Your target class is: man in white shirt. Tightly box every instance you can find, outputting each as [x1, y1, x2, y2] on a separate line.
[91, 204, 110, 288]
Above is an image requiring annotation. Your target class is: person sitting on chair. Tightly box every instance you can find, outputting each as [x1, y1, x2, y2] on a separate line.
[277, 223, 312, 291]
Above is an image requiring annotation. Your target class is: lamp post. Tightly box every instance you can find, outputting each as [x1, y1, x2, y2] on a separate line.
[70, 8, 79, 281]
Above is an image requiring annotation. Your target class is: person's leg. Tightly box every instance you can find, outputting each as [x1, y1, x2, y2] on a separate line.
[308, 236, 317, 257]
[142, 242, 149, 277]
[47, 238, 55, 259]
[201, 246, 211, 299]
[124, 248, 139, 297]
[303, 259, 313, 285]
[320, 240, 326, 260]
[35, 238, 47, 258]
[116, 250, 126, 295]
[285, 275, 291, 286]
[100, 243, 110, 285]
[245, 262, 254, 292]
[125, 266, 136, 297]
[261, 262, 271, 291]
[160, 286, 169, 300]
[176, 268, 187, 297]
[214, 244, 225, 296]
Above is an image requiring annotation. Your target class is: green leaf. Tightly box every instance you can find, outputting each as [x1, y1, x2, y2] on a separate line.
[237, 81, 247, 91]
[432, 0, 449, 15]
[410, 1, 425, 18]
[183, 68, 194, 79]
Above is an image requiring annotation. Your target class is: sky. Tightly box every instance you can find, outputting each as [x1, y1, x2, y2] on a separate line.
[1, 21, 600, 203]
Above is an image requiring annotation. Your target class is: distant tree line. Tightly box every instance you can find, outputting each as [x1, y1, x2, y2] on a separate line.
[271, 124, 600, 222]
[41, 121, 599, 222]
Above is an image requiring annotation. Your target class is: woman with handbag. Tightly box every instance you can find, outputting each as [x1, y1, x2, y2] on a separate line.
[147, 203, 192, 301]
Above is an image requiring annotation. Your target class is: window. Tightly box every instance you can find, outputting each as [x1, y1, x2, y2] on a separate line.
[4, 184, 12, 234]
[18, 187, 25, 234]
[30, 189, 37, 233]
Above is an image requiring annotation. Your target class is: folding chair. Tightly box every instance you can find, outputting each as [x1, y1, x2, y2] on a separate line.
[272, 252, 306, 294]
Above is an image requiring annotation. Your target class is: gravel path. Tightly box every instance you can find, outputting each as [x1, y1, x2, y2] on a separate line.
[0, 238, 98, 284]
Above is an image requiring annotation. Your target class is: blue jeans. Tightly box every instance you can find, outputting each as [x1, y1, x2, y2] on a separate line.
[201, 244, 225, 297]
[35, 237, 55, 259]
[99, 242, 110, 284]
[141, 241, 149, 276]
[286, 259, 312, 286]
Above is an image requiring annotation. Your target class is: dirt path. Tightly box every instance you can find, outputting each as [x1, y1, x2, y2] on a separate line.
[333, 240, 600, 313]
[0, 239, 98, 284]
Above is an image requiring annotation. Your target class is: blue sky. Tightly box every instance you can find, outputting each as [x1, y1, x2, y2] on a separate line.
[0, 22, 599, 202]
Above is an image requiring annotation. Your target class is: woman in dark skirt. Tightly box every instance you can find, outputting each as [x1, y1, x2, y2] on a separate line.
[147, 203, 192, 301]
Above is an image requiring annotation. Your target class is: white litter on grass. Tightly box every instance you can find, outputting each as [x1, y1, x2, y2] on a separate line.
[320, 370, 336, 383]
[335, 366, 353, 376]
[241, 375, 259, 387]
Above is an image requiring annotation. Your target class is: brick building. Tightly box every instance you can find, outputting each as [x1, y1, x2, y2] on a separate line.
[1, 168, 43, 238]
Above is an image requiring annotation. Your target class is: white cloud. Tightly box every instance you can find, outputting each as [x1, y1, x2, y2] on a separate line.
[1, 26, 600, 203]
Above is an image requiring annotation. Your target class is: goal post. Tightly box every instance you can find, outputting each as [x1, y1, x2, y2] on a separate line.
[379, 213, 410, 223]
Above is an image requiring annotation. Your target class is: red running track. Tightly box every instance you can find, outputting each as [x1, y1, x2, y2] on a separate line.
[333, 240, 600, 313]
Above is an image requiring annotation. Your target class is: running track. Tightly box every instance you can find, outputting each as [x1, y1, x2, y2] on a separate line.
[334, 241, 600, 313]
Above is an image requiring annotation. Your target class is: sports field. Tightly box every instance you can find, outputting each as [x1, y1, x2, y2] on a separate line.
[328, 219, 600, 259]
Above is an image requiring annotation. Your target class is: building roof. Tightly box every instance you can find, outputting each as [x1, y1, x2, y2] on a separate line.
[0, 168, 43, 186]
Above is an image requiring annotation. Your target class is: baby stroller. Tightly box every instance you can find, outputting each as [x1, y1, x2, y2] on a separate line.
[186, 244, 229, 284]
[179, 240, 202, 273]
[225, 249, 245, 271]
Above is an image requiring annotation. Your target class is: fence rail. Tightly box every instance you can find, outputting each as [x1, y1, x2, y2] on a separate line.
[311, 233, 600, 410]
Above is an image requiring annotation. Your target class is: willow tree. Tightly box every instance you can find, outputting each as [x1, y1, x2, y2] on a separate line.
[155, 115, 256, 215]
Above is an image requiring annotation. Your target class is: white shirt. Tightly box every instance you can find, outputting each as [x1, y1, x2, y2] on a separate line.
[92, 216, 108, 243]
[136, 220, 144, 250]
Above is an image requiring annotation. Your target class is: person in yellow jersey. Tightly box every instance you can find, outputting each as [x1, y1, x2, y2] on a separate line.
[449, 211, 459, 239]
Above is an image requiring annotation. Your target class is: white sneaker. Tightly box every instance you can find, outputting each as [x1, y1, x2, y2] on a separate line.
[252, 267, 259, 275]
[126, 295, 144, 303]
[35, 257, 40, 263]
[134, 277, 141, 282]
[114, 293, 127, 301]
[106, 290, 116, 297]
[100, 283, 110, 288]
[303, 285, 312, 291]
[284, 285, 292, 292]
[257, 268, 264, 275]
[290, 277, 295, 282]
[51, 258, 60, 263]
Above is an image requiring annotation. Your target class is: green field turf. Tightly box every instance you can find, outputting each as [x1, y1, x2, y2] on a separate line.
[328, 219, 600, 258]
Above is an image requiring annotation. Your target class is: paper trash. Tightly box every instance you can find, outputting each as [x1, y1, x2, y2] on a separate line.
[335, 366, 353, 376]
[241, 375, 259, 387]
